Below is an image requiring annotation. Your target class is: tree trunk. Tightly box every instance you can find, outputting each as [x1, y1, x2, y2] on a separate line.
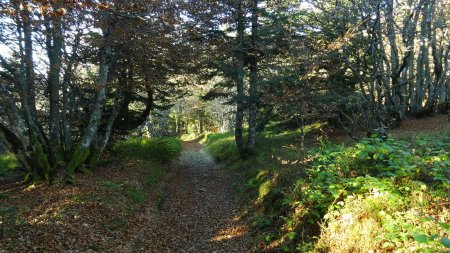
[234, 0, 245, 158]
[61, 32, 82, 153]
[67, 37, 111, 173]
[247, 0, 258, 151]
[99, 90, 123, 156]
[403, 0, 421, 114]
[46, 17, 64, 163]
[414, 2, 431, 115]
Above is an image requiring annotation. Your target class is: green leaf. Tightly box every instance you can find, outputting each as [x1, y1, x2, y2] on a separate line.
[286, 232, 296, 240]
[441, 237, 450, 248]
[359, 151, 368, 159]
[439, 222, 450, 232]
[413, 233, 429, 244]
[382, 241, 393, 248]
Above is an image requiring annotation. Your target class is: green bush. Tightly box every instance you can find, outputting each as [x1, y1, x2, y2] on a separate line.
[205, 129, 450, 252]
[0, 153, 18, 179]
[113, 137, 182, 162]
[206, 134, 239, 163]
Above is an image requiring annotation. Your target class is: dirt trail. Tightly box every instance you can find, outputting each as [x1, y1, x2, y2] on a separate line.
[0, 141, 254, 253]
[136, 141, 254, 252]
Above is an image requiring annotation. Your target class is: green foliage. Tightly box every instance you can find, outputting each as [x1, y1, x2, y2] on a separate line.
[0, 153, 18, 179]
[204, 133, 239, 163]
[67, 145, 90, 174]
[113, 137, 182, 162]
[206, 129, 450, 252]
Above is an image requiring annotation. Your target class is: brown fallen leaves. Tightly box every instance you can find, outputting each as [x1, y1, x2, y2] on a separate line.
[0, 159, 165, 252]
[0, 142, 257, 252]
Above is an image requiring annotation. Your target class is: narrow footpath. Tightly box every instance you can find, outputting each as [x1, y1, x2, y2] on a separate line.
[135, 141, 254, 252]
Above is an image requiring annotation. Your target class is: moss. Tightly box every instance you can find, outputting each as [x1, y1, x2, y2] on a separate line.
[52, 146, 65, 167]
[86, 147, 101, 165]
[67, 144, 90, 174]
[0, 153, 18, 178]
[30, 134, 52, 180]
[258, 180, 273, 200]
[79, 166, 92, 174]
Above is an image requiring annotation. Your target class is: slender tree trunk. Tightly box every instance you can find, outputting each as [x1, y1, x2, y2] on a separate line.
[61, 32, 82, 153]
[403, 0, 421, 114]
[437, 45, 450, 113]
[234, 0, 245, 157]
[22, 6, 36, 118]
[99, 91, 123, 155]
[46, 17, 64, 163]
[414, 2, 431, 115]
[247, 0, 258, 151]
[12, 4, 52, 179]
[176, 103, 183, 135]
[67, 34, 111, 173]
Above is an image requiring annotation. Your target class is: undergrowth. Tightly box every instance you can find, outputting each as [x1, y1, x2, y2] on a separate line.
[204, 130, 450, 252]
[113, 137, 182, 162]
[0, 153, 18, 180]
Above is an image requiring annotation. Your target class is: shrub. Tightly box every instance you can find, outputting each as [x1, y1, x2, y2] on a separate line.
[113, 137, 182, 162]
[205, 129, 450, 252]
[0, 153, 18, 179]
[204, 133, 239, 163]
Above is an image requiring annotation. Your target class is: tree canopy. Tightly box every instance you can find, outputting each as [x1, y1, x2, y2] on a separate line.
[0, 0, 449, 176]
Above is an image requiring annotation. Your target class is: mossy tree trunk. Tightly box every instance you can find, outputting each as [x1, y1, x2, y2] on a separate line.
[66, 20, 112, 173]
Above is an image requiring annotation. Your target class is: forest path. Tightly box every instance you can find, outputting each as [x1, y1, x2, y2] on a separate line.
[137, 141, 254, 252]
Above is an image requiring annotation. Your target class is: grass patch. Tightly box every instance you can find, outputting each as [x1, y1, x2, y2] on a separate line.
[203, 132, 239, 164]
[113, 137, 182, 162]
[205, 125, 450, 252]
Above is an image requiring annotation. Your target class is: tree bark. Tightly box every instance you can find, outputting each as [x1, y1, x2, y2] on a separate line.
[67, 31, 111, 173]
[247, 0, 258, 151]
[234, 0, 245, 157]
[45, 16, 64, 162]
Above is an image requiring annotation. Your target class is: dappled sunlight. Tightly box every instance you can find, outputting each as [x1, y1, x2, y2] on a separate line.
[271, 154, 318, 166]
[210, 219, 248, 242]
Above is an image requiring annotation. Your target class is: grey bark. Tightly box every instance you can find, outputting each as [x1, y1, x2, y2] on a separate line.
[99, 90, 123, 154]
[414, 1, 432, 114]
[81, 49, 110, 150]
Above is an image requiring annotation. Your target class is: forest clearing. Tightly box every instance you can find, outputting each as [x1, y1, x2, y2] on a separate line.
[1, 0, 450, 252]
